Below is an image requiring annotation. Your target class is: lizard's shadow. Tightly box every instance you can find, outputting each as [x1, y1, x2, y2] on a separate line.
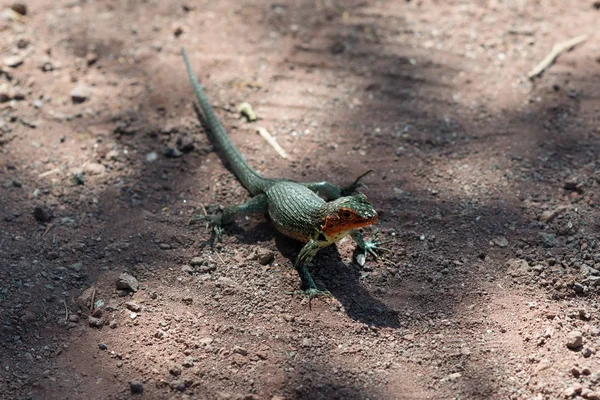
[274, 234, 400, 328]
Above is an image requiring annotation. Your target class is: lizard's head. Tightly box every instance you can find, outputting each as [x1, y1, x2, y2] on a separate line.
[321, 193, 378, 236]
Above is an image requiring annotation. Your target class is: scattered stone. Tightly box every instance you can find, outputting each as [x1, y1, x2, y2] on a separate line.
[177, 136, 195, 152]
[20, 118, 39, 128]
[98, 342, 108, 350]
[506, 258, 530, 277]
[72, 172, 85, 185]
[16, 38, 28, 49]
[77, 287, 95, 308]
[116, 272, 139, 292]
[84, 162, 105, 175]
[11, 88, 26, 101]
[564, 180, 584, 193]
[33, 205, 53, 222]
[105, 149, 119, 160]
[190, 257, 204, 266]
[0, 88, 9, 103]
[0, 119, 12, 133]
[159, 243, 171, 250]
[125, 302, 141, 312]
[170, 380, 186, 392]
[85, 52, 98, 66]
[182, 296, 193, 305]
[70, 84, 92, 103]
[129, 380, 143, 394]
[163, 147, 182, 158]
[199, 264, 217, 273]
[563, 386, 577, 398]
[586, 391, 600, 400]
[539, 232, 558, 248]
[578, 308, 591, 320]
[145, 151, 158, 162]
[10, 3, 27, 15]
[182, 356, 194, 368]
[88, 316, 104, 328]
[155, 329, 167, 339]
[492, 236, 508, 248]
[169, 365, 182, 376]
[441, 372, 462, 382]
[582, 347, 594, 358]
[68, 314, 79, 323]
[330, 41, 345, 54]
[255, 248, 275, 265]
[565, 330, 583, 350]
[40, 61, 54, 72]
[173, 25, 184, 37]
[3, 55, 24, 68]
[232, 346, 248, 356]
[181, 265, 193, 274]
[573, 282, 586, 295]
[539, 206, 568, 223]
[109, 320, 117, 329]
[69, 262, 83, 272]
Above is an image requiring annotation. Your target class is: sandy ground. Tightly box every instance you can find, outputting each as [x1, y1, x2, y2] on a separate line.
[1, 1, 600, 399]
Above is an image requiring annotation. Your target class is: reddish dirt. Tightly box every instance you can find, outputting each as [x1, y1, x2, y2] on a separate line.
[1, 1, 600, 399]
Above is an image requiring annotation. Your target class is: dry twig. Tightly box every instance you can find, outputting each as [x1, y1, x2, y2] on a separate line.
[38, 168, 61, 179]
[42, 223, 54, 238]
[256, 127, 288, 159]
[63, 299, 69, 322]
[528, 35, 588, 80]
[90, 286, 96, 311]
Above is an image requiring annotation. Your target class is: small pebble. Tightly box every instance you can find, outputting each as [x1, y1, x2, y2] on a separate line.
[70, 84, 92, 103]
[565, 330, 583, 349]
[129, 380, 143, 394]
[116, 272, 139, 292]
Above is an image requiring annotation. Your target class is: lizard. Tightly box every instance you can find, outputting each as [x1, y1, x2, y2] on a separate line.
[182, 48, 382, 298]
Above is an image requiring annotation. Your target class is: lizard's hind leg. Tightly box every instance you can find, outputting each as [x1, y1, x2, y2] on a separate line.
[301, 181, 342, 200]
[302, 170, 374, 200]
[192, 194, 269, 242]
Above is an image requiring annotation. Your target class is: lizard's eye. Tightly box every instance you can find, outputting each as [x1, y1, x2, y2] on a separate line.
[341, 210, 352, 219]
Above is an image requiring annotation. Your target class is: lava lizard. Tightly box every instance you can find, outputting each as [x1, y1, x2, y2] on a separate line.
[182, 48, 381, 298]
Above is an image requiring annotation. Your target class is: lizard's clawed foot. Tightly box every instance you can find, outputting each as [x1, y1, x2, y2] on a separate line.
[356, 231, 392, 266]
[189, 213, 224, 243]
[341, 170, 374, 196]
[304, 288, 332, 309]
[287, 288, 332, 308]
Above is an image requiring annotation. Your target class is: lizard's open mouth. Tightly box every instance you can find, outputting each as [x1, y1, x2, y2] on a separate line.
[356, 214, 379, 228]
[323, 214, 378, 236]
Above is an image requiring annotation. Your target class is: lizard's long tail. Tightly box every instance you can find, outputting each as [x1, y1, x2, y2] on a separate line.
[182, 48, 270, 196]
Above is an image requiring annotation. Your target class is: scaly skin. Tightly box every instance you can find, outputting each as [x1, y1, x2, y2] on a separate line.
[182, 48, 380, 296]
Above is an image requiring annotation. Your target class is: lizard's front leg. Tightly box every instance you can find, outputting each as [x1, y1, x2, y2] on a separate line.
[350, 229, 384, 266]
[294, 239, 330, 298]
